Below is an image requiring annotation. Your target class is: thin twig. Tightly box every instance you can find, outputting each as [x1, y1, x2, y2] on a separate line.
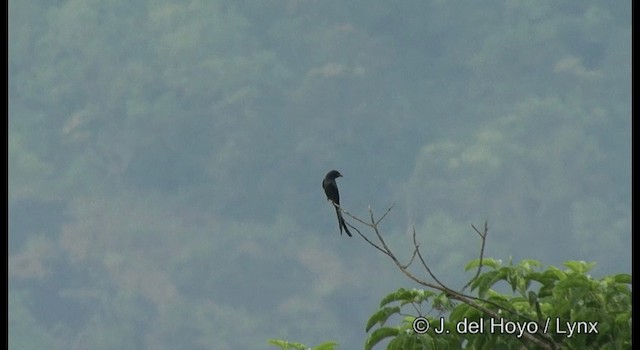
[331, 201, 389, 256]
[348, 220, 390, 257]
[411, 227, 450, 291]
[335, 202, 374, 227]
[375, 205, 393, 225]
[352, 207, 555, 349]
[400, 245, 419, 269]
[462, 220, 488, 292]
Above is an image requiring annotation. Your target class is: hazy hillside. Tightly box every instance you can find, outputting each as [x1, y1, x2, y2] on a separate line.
[9, 1, 630, 349]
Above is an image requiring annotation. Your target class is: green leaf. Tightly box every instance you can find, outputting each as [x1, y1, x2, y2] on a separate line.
[461, 306, 483, 321]
[554, 274, 591, 293]
[378, 288, 433, 307]
[365, 327, 400, 350]
[432, 292, 455, 312]
[449, 304, 471, 323]
[312, 341, 339, 350]
[613, 273, 631, 284]
[379, 288, 413, 307]
[464, 258, 502, 271]
[365, 306, 401, 332]
[615, 311, 631, 325]
[267, 339, 308, 350]
[415, 335, 437, 350]
[471, 270, 506, 297]
[563, 260, 596, 274]
[528, 271, 558, 288]
[543, 266, 567, 280]
[506, 269, 519, 292]
[388, 334, 433, 350]
[518, 259, 542, 270]
[387, 335, 410, 350]
[268, 340, 338, 350]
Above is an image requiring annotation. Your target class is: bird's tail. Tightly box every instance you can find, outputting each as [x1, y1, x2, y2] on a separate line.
[336, 208, 352, 237]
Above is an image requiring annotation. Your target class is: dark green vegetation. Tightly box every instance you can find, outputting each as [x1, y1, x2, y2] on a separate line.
[9, 1, 630, 349]
[271, 260, 631, 349]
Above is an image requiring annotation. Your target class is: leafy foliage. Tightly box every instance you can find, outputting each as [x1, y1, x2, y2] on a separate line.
[268, 339, 338, 350]
[272, 260, 631, 350]
[363, 260, 631, 349]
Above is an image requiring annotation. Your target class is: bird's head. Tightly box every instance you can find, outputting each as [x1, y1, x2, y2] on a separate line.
[326, 170, 343, 179]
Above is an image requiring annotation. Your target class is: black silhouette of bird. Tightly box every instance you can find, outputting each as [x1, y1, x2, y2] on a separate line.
[322, 170, 352, 237]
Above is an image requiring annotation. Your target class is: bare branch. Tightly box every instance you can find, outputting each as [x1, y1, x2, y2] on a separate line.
[400, 244, 418, 269]
[411, 227, 450, 290]
[462, 219, 489, 292]
[471, 222, 484, 238]
[375, 205, 393, 225]
[335, 202, 374, 227]
[347, 220, 390, 257]
[331, 201, 390, 256]
[345, 206, 556, 349]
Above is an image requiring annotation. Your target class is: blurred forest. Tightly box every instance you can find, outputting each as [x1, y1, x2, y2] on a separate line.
[8, 1, 630, 349]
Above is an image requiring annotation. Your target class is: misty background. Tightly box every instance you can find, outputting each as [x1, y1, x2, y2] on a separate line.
[9, 1, 630, 349]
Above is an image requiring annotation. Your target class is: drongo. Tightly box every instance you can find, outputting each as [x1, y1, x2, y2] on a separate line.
[322, 170, 352, 237]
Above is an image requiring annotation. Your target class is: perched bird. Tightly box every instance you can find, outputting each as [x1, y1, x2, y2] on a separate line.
[322, 170, 352, 237]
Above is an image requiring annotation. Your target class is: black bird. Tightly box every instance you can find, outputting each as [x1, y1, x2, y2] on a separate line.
[322, 170, 352, 237]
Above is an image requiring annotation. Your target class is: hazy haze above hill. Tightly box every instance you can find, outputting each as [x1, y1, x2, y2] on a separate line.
[9, 1, 630, 349]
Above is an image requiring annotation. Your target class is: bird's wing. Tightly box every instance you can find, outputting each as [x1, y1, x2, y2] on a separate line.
[322, 180, 341, 205]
